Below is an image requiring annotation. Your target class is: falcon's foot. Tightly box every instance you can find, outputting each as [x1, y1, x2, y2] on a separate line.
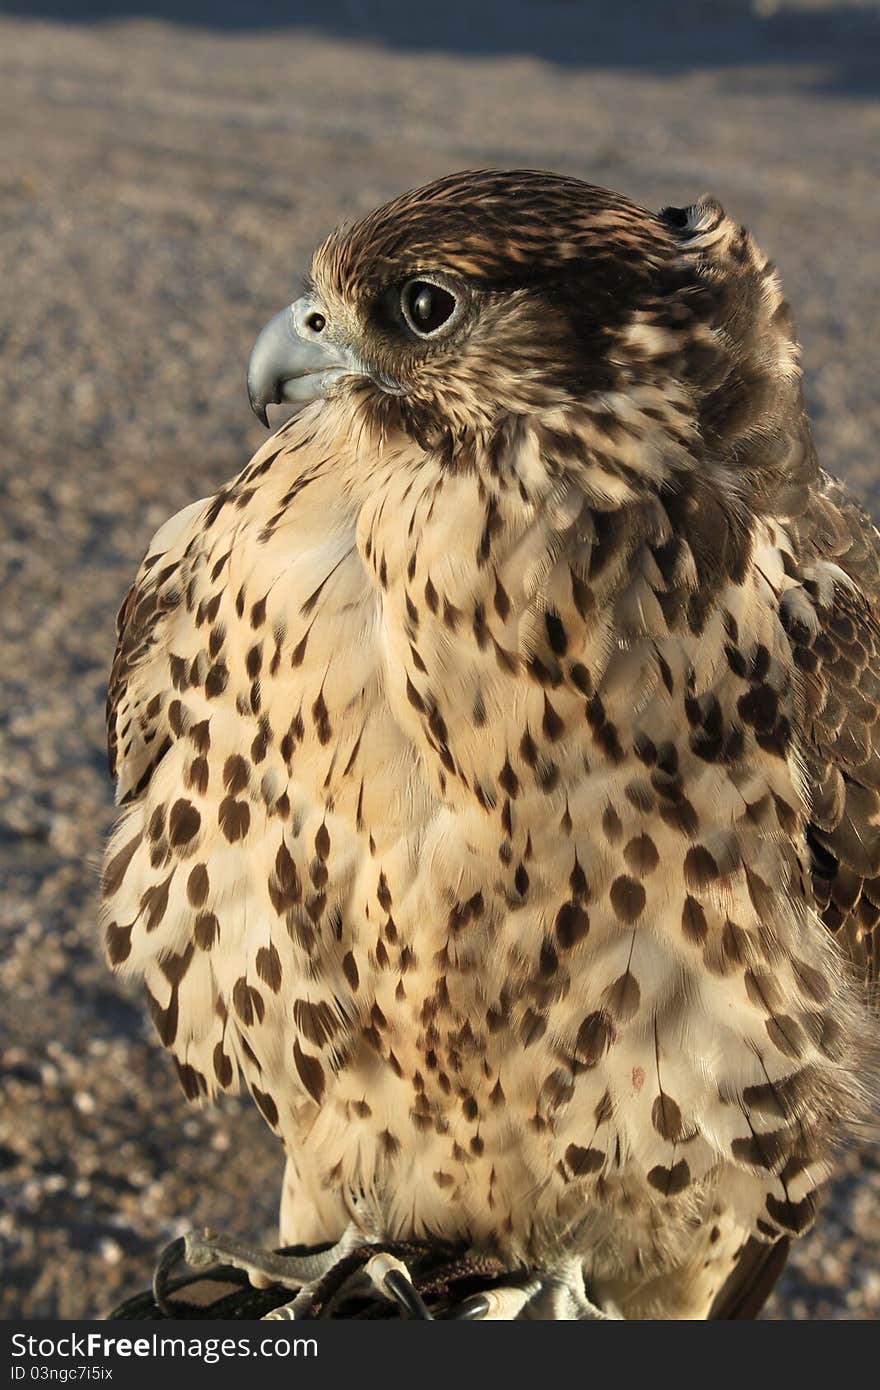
[176, 1226, 433, 1320]
[264, 1248, 434, 1320]
[453, 1264, 621, 1321]
[182, 1223, 364, 1293]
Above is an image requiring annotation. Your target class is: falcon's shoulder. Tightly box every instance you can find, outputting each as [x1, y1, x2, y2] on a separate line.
[107, 497, 207, 803]
[785, 472, 880, 986]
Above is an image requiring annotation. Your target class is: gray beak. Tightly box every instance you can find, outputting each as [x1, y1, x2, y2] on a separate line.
[247, 296, 358, 426]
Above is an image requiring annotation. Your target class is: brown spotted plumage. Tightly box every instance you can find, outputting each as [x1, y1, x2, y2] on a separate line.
[103, 170, 878, 1319]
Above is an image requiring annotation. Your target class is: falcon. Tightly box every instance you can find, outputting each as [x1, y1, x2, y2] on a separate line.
[102, 169, 879, 1320]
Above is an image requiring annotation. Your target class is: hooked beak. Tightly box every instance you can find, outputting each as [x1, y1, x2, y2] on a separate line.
[247, 296, 359, 427]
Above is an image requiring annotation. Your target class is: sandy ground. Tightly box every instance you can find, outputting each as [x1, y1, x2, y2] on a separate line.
[1, 0, 879, 1320]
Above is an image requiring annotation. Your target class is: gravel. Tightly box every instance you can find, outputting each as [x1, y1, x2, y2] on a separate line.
[1, 0, 878, 1320]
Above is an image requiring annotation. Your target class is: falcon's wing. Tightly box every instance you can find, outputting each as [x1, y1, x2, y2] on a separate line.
[707, 476, 880, 1322]
[107, 498, 206, 804]
[787, 472, 880, 989]
[709, 1235, 791, 1320]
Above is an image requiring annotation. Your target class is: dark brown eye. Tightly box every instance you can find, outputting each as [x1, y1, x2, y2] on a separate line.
[400, 279, 458, 337]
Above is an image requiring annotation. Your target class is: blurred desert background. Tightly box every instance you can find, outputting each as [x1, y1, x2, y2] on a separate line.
[1, 0, 879, 1319]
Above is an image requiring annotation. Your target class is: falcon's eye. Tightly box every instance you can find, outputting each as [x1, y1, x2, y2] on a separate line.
[400, 279, 458, 337]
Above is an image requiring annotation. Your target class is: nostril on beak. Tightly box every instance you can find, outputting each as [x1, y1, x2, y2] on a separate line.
[305, 311, 326, 333]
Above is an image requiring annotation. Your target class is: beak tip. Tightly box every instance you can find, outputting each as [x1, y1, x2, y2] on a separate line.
[247, 384, 271, 429]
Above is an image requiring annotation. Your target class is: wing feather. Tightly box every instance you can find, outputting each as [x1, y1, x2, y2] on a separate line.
[106, 498, 207, 802]
[788, 474, 880, 988]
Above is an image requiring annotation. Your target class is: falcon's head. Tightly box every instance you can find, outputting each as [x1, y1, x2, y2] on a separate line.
[248, 169, 811, 508]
